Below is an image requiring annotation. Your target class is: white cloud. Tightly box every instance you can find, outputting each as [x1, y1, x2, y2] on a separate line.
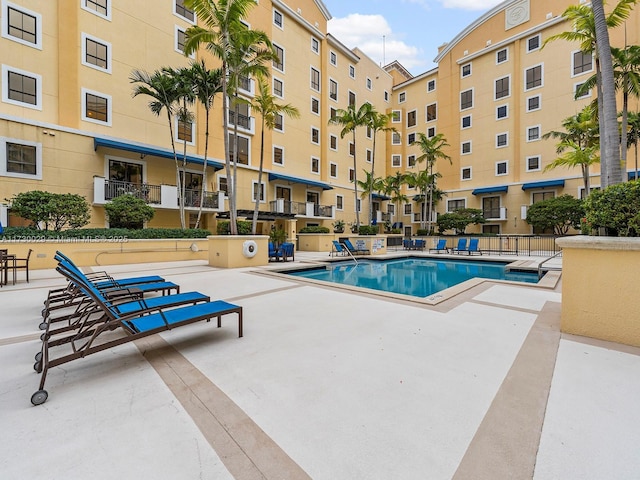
[328, 14, 427, 71]
[439, 0, 504, 10]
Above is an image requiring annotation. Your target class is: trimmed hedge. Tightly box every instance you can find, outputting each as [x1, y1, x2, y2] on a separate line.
[298, 226, 330, 233]
[216, 220, 252, 235]
[358, 225, 378, 235]
[0, 227, 211, 239]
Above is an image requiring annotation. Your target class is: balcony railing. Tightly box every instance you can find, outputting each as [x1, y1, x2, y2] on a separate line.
[182, 189, 221, 209]
[228, 111, 253, 131]
[105, 180, 161, 204]
[238, 76, 254, 95]
[269, 199, 334, 218]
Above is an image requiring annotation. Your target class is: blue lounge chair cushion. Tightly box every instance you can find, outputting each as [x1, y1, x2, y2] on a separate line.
[114, 291, 210, 315]
[94, 275, 165, 288]
[124, 300, 240, 333]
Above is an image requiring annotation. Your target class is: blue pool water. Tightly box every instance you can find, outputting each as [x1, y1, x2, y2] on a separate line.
[287, 258, 539, 298]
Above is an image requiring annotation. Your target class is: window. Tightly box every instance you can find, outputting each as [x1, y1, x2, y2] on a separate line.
[330, 51, 337, 66]
[82, 34, 110, 72]
[527, 34, 540, 52]
[527, 155, 540, 171]
[349, 65, 355, 78]
[329, 79, 338, 101]
[311, 37, 320, 54]
[349, 168, 355, 182]
[527, 125, 540, 142]
[311, 157, 320, 174]
[311, 127, 319, 144]
[392, 132, 401, 145]
[366, 149, 372, 163]
[218, 176, 228, 196]
[336, 195, 344, 210]
[270, 79, 283, 99]
[2, 138, 41, 179]
[2, 65, 41, 109]
[404, 203, 412, 215]
[384, 90, 389, 102]
[252, 181, 265, 202]
[311, 97, 319, 115]
[176, 28, 188, 55]
[387, 204, 395, 215]
[461, 63, 472, 77]
[408, 133, 416, 145]
[408, 155, 416, 168]
[461, 115, 472, 129]
[496, 48, 508, 64]
[177, 117, 193, 143]
[461, 167, 472, 180]
[407, 110, 417, 127]
[82, 88, 111, 125]
[349, 142, 355, 156]
[496, 132, 508, 148]
[3, 3, 41, 48]
[460, 89, 473, 110]
[427, 79, 436, 92]
[310, 68, 320, 91]
[228, 133, 249, 164]
[366, 126, 372, 139]
[496, 104, 508, 119]
[274, 113, 283, 131]
[366, 77, 372, 90]
[448, 199, 465, 212]
[330, 107, 337, 120]
[273, 146, 284, 165]
[175, 0, 195, 22]
[273, 9, 283, 28]
[348, 91, 356, 107]
[427, 126, 436, 138]
[330, 162, 337, 177]
[533, 191, 555, 203]
[391, 155, 401, 167]
[525, 65, 543, 90]
[573, 51, 593, 75]
[398, 92, 406, 103]
[461, 141, 471, 155]
[495, 76, 510, 99]
[575, 82, 591, 100]
[83, 0, 109, 18]
[329, 134, 337, 150]
[391, 110, 401, 123]
[496, 161, 508, 176]
[273, 44, 284, 72]
[527, 95, 541, 112]
[426, 103, 437, 122]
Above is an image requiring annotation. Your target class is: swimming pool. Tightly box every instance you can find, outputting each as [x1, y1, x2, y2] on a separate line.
[286, 257, 540, 298]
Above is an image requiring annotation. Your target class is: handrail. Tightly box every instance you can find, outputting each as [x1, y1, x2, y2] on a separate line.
[341, 242, 358, 265]
[538, 250, 563, 279]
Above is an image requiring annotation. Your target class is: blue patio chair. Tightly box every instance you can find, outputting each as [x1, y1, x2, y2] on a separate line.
[343, 239, 370, 255]
[403, 239, 414, 250]
[331, 240, 347, 257]
[413, 239, 426, 251]
[429, 239, 449, 253]
[467, 238, 482, 255]
[452, 238, 468, 254]
[275, 242, 295, 262]
[268, 242, 278, 261]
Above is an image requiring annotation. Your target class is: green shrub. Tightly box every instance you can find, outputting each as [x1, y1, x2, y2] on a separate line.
[105, 195, 154, 229]
[437, 208, 485, 234]
[216, 220, 252, 235]
[8, 190, 90, 231]
[358, 225, 378, 235]
[584, 180, 640, 236]
[298, 226, 330, 233]
[0, 227, 210, 240]
[525, 194, 585, 235]
[416, 228, 435, 236]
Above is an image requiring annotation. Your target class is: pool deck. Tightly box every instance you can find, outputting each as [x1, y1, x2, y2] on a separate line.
[1, 251, 639, 479]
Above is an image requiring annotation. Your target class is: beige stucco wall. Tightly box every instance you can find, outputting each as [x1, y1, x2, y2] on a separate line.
[556, 236, 640, 347]
[208, 235, 270, 268]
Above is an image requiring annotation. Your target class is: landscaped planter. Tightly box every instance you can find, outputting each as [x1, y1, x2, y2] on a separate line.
[556, 236, 640, 347]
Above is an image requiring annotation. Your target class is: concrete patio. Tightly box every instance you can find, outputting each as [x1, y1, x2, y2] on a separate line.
[1, 252, 639, 479]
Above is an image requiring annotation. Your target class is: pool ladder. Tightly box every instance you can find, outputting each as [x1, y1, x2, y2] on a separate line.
[343, 243, 358, 265]
[538, 250, 562, 279]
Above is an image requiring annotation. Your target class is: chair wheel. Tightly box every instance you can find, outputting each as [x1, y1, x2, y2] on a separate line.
[31, 390, 48, 406]
[39, 322, 48, 331]
[34, 361, 42, 373]
[34, 352, 42, 362]
[41, 309, 46, 317]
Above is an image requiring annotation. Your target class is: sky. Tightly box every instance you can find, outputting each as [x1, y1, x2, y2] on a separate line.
[323, 0, 507, 75]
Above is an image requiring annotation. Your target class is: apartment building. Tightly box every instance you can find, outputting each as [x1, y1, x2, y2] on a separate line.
[1, 0, 638, 236]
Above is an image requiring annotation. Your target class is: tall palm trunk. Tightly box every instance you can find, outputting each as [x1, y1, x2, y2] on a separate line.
[195, 106, 210, 229]
[252, 116, 265, 234]
[166, 109, 186, 229]
[352, 130, 360, 228]
[221, 60, 237, 235]
[369, 132, 376, 227]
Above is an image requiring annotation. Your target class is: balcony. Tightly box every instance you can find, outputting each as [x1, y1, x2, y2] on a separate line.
[237, 76, 254, 96]
[228, 111, 254, 133]
[483, 206, 508, 221]
[269, 199, 334, 219]
[94, 177, 225, 212]
[374, 211, 392, 224]
[411, 211, 438, 224]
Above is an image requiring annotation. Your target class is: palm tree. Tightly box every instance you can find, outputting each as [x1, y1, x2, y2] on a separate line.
[130, 68, 187, 228]
[186, 61, 223, 228]
[357, 170, 384, 226]
[410, 132, 451, 233]
[543, 105, 600, 193]
[381, 172, 408, 231]
[545, 0, 635, 187]
[366, 110, 394, 227]
[250, 79, 299, 234]
[184, 0, 273, 234]
[329, 102, 375, 228]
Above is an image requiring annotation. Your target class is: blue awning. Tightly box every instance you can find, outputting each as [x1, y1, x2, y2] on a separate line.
[268, 172, 333, 190]
[628, 171, 640, 180]
[372, 193, 391, 200]
[521, 179, 565, 190]
[94, 137, 224, 170]
[472, 185, 509, 195]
